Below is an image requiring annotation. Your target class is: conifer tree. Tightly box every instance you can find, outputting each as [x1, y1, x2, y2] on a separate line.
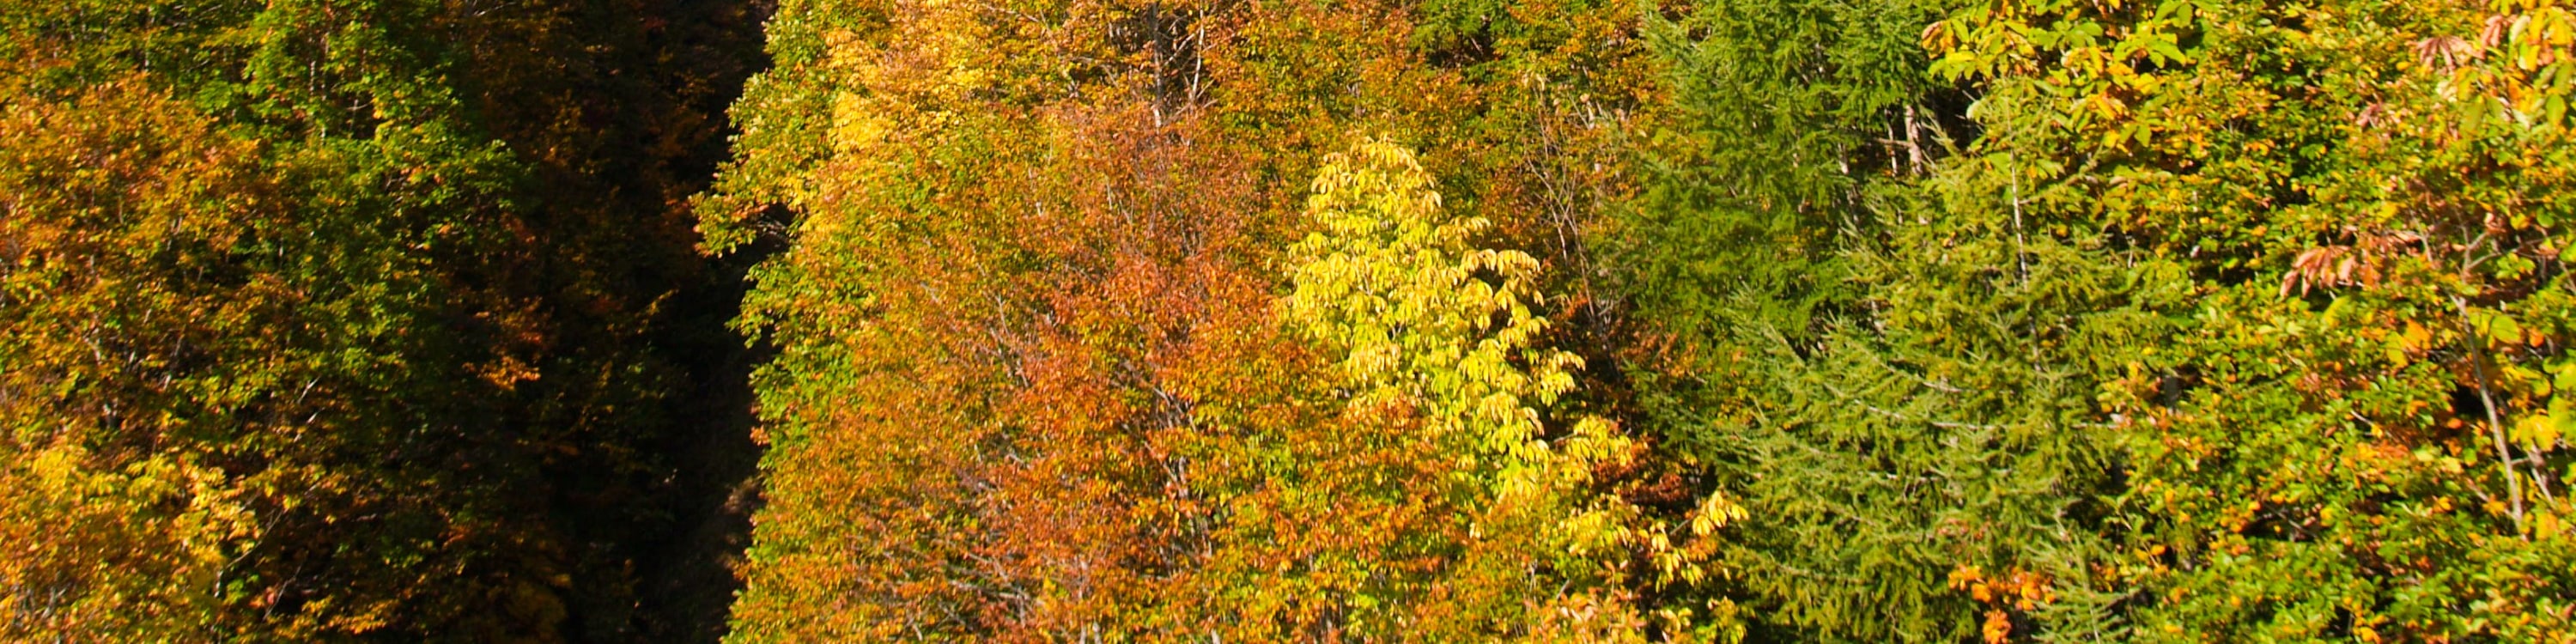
[1613, 0, 2140, 639]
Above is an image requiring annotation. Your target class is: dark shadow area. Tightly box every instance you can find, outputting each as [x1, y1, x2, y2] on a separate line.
[629, 236, 778, 642]
[452, 0, 777, 641]
[592, 1, 778, 641]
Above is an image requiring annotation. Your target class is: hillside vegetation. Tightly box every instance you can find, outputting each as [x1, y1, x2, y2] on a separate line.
[5, 0, 2574, 641]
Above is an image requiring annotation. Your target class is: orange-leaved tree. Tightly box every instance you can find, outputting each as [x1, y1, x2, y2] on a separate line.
[701, 0, 1697, 640]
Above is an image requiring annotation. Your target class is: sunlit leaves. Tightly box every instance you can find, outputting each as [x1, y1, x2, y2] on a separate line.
[1278, 139, 1649, 639]
[2, 1, 763, 639]
[707, 0, 1678, 638]
[1927, 0, 2576, 639]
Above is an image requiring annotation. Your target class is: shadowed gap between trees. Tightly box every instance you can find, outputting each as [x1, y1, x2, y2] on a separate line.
[473, 0, 779, 641]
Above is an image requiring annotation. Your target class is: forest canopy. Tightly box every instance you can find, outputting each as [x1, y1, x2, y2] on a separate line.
[4, 0, 2574, 641]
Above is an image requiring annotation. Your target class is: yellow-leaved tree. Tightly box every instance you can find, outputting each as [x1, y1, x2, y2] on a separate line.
[1267, 138, 1676, 641]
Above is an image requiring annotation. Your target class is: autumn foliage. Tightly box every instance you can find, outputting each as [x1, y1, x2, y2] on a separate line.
[10, 0, 2576, 641]
[3, 0, 766, 640]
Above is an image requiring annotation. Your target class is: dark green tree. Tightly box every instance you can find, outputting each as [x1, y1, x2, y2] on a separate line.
[1617, 0, 2152, 640]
